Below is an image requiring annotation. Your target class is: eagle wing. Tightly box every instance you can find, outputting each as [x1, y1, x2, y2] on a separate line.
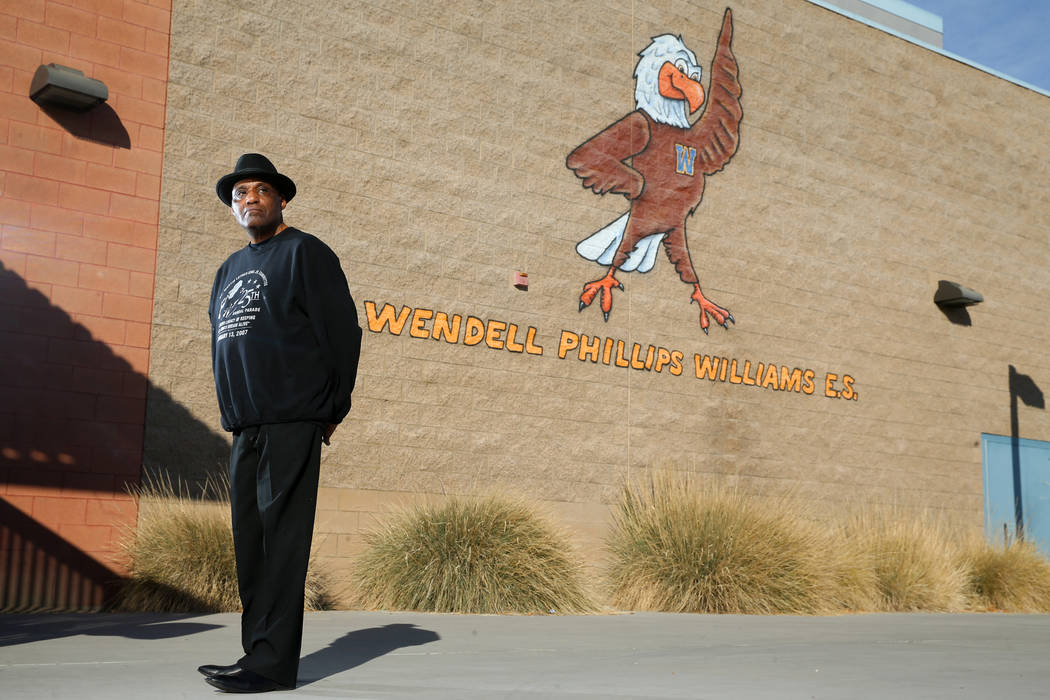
[566, 111, 651, 200]
[693, 8, 742, 175]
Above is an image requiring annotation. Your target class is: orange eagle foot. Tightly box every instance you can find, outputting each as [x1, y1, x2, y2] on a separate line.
[579, 271, 624, 322]
[691, 284, 734, 334]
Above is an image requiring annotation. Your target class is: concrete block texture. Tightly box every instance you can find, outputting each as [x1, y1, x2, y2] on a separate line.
[150, 0, 1050, 549]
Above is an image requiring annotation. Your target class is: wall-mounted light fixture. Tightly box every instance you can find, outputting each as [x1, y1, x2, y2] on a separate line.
[29, 64, 108, 111]
[513, 271, 529, 291]
[934, 280, 984, 308]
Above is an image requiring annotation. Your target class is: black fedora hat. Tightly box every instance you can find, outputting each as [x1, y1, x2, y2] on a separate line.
[216, 153, 296, 206]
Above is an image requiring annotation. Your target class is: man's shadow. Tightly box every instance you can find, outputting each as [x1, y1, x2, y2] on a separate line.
[297, 623, 440, 686]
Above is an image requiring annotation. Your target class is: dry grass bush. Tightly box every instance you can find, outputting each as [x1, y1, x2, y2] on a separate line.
[606, 472, 1050, 615]
[842, 509, 968, 612]
[960, 538, 1050, 612]
[114, 475, 334, 613]
[352, 495, 594, 614]
[825, 531, 881, 612]
[606, 472, 854, 614]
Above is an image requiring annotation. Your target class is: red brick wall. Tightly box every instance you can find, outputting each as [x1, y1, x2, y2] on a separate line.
[0, 0, 170, 610]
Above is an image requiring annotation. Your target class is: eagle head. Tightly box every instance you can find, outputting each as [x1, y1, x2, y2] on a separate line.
[634, 34, 705, 129]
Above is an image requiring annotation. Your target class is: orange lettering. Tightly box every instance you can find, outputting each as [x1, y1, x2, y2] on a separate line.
[694, 354, 719, 380]
[558, 330, 579, 359]
[655, 348, 672, 373]
[630, 343, 646, 370]
[433, 312, 461, 343]
[669, 350, 684, 376]
[780, 367, 802, 392]
[409, 308, 434, 339]
[762, 363, 780, 389]
[729, 359, 743, 384]
[742, 360, 756, 386]
[524, 327, 543, 355]
[802, 369, 816, 395]
[579, 334, 600, 362]
[505, 323, 525, 352]
[464, 316, 485, 346]
[485, 320, 507, 349]
[365, 301, 411, 335]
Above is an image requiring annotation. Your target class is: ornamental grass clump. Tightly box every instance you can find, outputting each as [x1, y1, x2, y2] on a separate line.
[606, 472, 847, 614]
[352, 495, 594, 614]
[115, 475, 333, 613]
[961, 539, 1050, 612]
[844, 509, 968, 612]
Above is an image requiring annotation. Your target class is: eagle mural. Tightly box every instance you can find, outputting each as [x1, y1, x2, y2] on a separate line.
[567, 8, 742, 333]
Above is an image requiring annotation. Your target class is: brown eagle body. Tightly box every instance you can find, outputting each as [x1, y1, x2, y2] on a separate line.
[566, 8, 742, 331]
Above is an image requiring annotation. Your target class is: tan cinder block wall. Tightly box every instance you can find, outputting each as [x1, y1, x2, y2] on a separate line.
[150, 0, 1050, 594]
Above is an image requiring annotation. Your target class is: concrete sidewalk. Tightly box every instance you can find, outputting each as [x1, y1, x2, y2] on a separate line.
[0, 611, 1047, 699]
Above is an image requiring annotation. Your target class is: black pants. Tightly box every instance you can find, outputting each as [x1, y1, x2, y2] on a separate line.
[229, 422, 322, 688]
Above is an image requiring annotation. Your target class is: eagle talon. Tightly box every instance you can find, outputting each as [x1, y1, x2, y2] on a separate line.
[579, 271, 623, 319]
[691, 285, 732, 332]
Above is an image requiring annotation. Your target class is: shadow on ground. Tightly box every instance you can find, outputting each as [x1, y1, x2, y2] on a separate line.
[0, 612, 222, 647]
[298, 623, 441, 686]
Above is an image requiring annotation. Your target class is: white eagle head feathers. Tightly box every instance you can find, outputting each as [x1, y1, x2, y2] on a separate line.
[634, 34, 702, 129]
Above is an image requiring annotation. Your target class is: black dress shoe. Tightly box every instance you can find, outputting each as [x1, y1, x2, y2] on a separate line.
[198, 663, 240, 677]
[205, 667, 287, 693]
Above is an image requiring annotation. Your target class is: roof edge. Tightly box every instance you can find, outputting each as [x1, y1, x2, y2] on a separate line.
[805, 0, 1050, 98]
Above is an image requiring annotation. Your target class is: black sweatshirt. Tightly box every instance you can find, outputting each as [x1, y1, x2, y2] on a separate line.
[208, 228, 361, 432]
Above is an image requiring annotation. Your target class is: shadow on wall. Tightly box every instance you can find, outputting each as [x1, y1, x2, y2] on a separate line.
[0, 498, 124, 611]
[39, 103, 131, 150]
[0, 263, 229, 611]
[1008, 365, 1044, 541]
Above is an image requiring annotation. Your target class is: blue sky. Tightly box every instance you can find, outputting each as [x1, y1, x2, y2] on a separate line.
[903, 0, 1050, 93]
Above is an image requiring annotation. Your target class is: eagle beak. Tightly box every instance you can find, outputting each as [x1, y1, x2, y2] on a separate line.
[658, 61, 705, 113]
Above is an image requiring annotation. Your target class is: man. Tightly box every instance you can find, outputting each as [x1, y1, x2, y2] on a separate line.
[200, 153, 362, 693]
